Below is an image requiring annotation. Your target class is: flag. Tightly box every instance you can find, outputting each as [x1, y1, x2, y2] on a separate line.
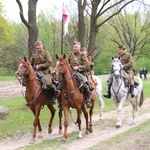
[62, 4, 69, 35]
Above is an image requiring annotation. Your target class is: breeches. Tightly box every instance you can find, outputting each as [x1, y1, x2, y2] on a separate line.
[127, 71, 134, 85]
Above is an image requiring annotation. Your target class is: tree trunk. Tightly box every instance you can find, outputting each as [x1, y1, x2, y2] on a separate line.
[78, 0, 86, 46]
[16, 0, 38, 59]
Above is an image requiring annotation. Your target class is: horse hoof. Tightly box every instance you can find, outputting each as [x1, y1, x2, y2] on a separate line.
[116, 125, 121, 128]
[89, 129, 93, 133]
[61, 139, 66, 143]
[48, 129, 52, 134]
[59, 130, 63, 134]
[85, 131, 89, 135]
[38, 135, 43, 139]
[29, 139, 36, 144]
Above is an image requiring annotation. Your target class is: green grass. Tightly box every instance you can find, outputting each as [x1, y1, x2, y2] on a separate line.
[0, 76, 16, 81]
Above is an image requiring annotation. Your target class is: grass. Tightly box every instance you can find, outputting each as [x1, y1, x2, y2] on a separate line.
[89, 119, 150, 150]
[0, 76, 16, 81]
[0, 76, 150, 149]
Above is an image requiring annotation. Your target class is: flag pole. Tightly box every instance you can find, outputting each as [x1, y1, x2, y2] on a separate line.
[61, 14, 64, 55]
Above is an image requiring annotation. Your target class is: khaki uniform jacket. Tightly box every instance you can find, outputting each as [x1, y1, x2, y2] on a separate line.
[30, 50, 52, 74]
[118, 52, 133, 73]
[68, 52, 90, 72]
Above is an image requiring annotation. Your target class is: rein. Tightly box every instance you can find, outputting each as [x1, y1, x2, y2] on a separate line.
[112, 67, 127, 102]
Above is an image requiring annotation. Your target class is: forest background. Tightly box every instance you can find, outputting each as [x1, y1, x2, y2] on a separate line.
[0, 0, 150, 76]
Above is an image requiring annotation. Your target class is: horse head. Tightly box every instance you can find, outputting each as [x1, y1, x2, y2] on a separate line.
[15, 56, 32, 81]
[55, 54, 70, 75]
[112, 57, 122, 78]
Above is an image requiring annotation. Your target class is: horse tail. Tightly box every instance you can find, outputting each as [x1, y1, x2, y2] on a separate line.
[139, 89, 144, 108]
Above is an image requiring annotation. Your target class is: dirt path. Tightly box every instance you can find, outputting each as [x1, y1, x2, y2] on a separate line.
[0, 99, 150, 150]
[0, 80, 22, 100]
[0, 78, 149, 150]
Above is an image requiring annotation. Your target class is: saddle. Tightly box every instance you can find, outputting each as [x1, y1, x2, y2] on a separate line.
[121, 70, 139, 86]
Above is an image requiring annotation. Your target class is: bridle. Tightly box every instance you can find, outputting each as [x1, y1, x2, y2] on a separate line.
[16, 60, 42, 105]
[112, 60, 127, 102]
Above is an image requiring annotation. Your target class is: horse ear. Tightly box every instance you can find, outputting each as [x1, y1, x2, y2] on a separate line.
[118, 56, 121, 60]
[112, 57, 114, 60]
[56, 54, 58, 59]
[63, 53, 66, 59]
[19, 56, 22, 61]
[24, 56, 27, 62]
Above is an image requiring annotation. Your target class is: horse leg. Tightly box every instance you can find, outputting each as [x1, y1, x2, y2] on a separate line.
[61, 106, 69, 143]
[88, 104, 94, 133]
[76, 108, 82, 138]
[114, 101, 122, 128]
[81, 106, 89, 135]
[47, 104, 56, 134]
[58, 105, 63, 134]
[97, 94, 104, 120]
[132, 97, 139, 124]
[30, 105, 42, 141]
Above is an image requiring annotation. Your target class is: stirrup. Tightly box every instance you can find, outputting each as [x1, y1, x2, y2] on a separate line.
[86, 100, 92, 108]
[90, 86, 94, 91]
[51, 98, 56, 105]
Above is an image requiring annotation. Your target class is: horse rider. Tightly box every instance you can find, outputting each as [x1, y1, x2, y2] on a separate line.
[81, 47, 97, 87]
[68, 41, 92, 108]
[103, 45, 135, 99]
[30, 40, 56, 104]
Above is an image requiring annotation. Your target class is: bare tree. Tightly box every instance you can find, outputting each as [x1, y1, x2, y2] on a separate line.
[108, 10, 150, 60]
[76, 0, 135, 52]
[16, 0, 38, 58]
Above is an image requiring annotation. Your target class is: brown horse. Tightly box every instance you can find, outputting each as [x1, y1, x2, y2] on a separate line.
[15, 57, 63, 141]
[54, 54, 97, 142]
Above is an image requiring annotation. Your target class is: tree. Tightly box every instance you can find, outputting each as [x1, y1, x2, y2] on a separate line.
[16, 0, 38, 59]
[107, 11, 150, 60]
[76, 0, 136, 52]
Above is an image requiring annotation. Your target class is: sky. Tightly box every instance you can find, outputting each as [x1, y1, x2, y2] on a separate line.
[1, 0, 150, 22]
[1, 0, 70, 22]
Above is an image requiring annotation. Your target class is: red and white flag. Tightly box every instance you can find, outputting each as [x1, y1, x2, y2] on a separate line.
[62, 4, 69, 35]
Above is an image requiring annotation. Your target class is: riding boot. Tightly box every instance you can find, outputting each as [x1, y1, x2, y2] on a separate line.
[53, 80, 62, 91]
[50, 88, 56, 105]
[103, 85, 111, 99]
[36, 72, 49, 91]
[130, 85, 135, 98]
[41, 78, 49, 91]
[84, 89, 92, 108]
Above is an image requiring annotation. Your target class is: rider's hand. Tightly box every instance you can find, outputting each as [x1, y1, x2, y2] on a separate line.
[36, 65, 39, 69]
[73, 66, 78, 70]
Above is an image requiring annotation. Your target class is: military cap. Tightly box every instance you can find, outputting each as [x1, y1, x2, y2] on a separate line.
[118, 45, 126, 49]
[35, 40, 43, 46]
[73, 41, 81, 45]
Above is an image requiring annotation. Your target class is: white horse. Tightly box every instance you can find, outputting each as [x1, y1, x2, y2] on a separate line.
[111, 57, 144, 128]
[92, 75, 104, 119]
[69, 75, 104, 123]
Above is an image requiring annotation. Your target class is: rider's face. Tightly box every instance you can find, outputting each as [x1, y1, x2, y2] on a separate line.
[73, 44, 81, 53]
[35, 44, 43, 51]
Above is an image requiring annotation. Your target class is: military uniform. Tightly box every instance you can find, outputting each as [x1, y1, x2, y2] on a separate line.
[68, 52, 90, 72]
[118, 52, 134, 85]
[68, 51, 92, 108]
[30, 49, 52, 87]
[104, 45, 135, 99]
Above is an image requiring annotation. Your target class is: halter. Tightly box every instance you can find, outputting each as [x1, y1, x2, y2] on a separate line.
[112, 58, 127, 102]
[16, 60, 42, 105]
